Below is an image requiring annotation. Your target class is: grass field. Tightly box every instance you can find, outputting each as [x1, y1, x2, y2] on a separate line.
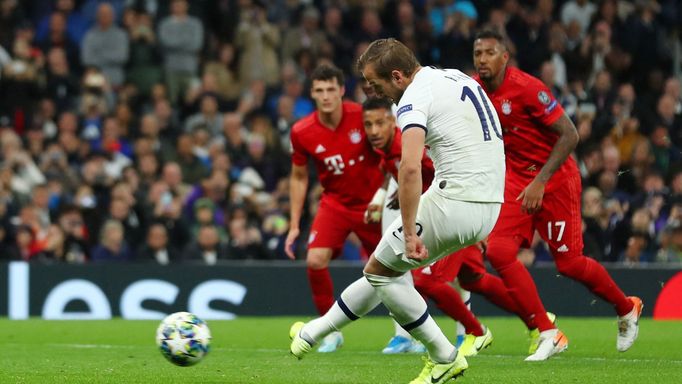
[1, 317, 681, 384]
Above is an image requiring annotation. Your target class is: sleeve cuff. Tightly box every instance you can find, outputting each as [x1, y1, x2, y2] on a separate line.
[401, 123, 428, 133]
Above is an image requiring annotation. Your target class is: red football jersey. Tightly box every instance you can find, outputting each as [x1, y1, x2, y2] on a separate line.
[291, 102, 384, 211]
[474, 67, 579, 192]
[375, 127, 435, 194]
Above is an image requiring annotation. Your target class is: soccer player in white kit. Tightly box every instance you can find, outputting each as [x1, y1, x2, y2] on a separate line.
[290, 38, 505, 383]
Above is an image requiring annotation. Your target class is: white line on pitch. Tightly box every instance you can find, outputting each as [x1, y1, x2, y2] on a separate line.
[28, 344, 682, 365]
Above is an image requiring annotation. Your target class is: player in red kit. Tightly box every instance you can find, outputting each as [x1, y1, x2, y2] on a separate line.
[285, 64, 384, 353]
[472, 29, 643, 361]
[362, 97, 531, 357]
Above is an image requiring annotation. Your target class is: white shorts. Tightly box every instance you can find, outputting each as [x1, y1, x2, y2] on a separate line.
[374, 186, 501, 273]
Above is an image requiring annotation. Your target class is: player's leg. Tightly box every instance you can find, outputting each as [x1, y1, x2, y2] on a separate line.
[413, 251, 485, 338]
[485, 202, 567, 361]
[486, 219, 555, 331]
[386, 272, 426, 353]
[457, 247, 528, 325]
[422, 247, 493, 357]
[290, 275, 382, 358]
[367, 196, 500, 381]
[306, 248, 336, 315]
[538, 178, 641, 352]
[354, 208, 424, 354]
[306, 203, 356, 352]
[364, 256, 467, 382]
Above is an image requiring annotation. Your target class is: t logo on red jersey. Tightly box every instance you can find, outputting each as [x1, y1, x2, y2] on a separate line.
[324, 154, 345, 175]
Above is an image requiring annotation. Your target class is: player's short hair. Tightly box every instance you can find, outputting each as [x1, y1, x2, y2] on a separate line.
[310, 64, 345, 86]
[362, 97, 393, 112]
[357, 38, 420, 81]
[474, 29, 508, 50]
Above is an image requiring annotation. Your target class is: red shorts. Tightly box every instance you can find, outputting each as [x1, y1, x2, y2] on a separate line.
[308, 199, 382, 257]
[412, 245, 486, 284]
[488, 173, 583, 258]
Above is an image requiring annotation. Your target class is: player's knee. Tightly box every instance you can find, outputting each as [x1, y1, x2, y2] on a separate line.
[306, 249, 333, 269]
[458, 271, 483, 287]
[486, 238, 522, 270]
[554, 255, 586, 278]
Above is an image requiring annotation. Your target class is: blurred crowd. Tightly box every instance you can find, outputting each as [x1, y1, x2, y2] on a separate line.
[0, 0, 680, 266]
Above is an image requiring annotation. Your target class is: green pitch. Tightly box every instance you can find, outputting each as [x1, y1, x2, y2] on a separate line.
[1, 317, 681, 384]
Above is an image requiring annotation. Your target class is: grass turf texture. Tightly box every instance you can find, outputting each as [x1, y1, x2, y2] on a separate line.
[1, 317, 681, 383]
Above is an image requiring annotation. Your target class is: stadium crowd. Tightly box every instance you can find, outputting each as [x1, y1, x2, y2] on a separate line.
[0, 0, 680, 265]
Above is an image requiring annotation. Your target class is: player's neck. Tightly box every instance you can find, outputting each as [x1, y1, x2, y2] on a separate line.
[484, 67, 507, 92]
[318, 107, 343, 130]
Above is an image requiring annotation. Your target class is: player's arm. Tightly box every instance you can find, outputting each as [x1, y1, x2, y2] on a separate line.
[399, 127, 427, 260]
[285, 163, 308, 259]
[364, 174, 390, 224]
[518, 113, 579, 214]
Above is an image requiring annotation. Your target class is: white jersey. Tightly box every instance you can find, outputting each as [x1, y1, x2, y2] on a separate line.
[396, 66, 505, 203]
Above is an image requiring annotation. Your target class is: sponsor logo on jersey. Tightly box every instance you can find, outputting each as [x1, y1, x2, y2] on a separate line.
[315, 144, 326, 153]
[501, 100, 512, 115]
[538, 91, 551, 105]
[396, 104, 413, 118]
[557, 244, 569, 253]
[349, 129, 362, 144]
[545, 100, 558, 114]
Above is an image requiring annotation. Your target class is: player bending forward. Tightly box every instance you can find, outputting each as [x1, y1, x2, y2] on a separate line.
[473, 29, 642, 361]
[362, 96, 533, 357]
[290, 38, 505, 383]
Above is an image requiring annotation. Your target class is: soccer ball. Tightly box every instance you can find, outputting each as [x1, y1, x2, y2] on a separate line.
[156, 311, 211, 366]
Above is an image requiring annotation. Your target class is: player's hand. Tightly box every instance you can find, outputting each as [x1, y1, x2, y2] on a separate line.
[517, 179, 545, 214]
[285, 228, 300, 260]
[364, 204, 382, 223]
[475, 239, 488, 255]
[405, 234, 428, 261]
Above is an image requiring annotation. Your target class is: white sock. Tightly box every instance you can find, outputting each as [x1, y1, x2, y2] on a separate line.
[393, 319, 411, 338]
[393, 273, 414, 338]
[366, 272, 456, 363]
[303, 276, 381, 341]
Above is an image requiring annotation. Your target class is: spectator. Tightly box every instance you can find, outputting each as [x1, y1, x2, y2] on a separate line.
[35, 0, 88, 45]
[183, 224, 228, 265]
[81, 3, 129, 87]
[125, 9, 162, 98]
[146, 179, 190, 251]
[158, 0, 203, 104]
[190, 197, 227, 240]
[281, 7, 328, 64]
[161, 161, 191, 202]
[136, 222, 180, 264]
[0, 33, 44, 133]
[45, 47, 80, 113]
[184, 94, 223, 136]
[561, 0, 597, 38]
[37, 11, 80, 71]
[235, 0, 280, 89]
[91, 219, 132, 262]
[202, 43, 241, 105]
[139, 112, 175, 162]
[227, 212, 267, 260]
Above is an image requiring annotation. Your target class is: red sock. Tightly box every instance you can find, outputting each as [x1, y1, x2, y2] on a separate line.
[496, 261, 554, 331]
[556, 255, 634, 316]
[487, 237, 555, 331]
[461, 273, 533, 329]
[416, 279, 484, 336]
[307, 267, 335, 315]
